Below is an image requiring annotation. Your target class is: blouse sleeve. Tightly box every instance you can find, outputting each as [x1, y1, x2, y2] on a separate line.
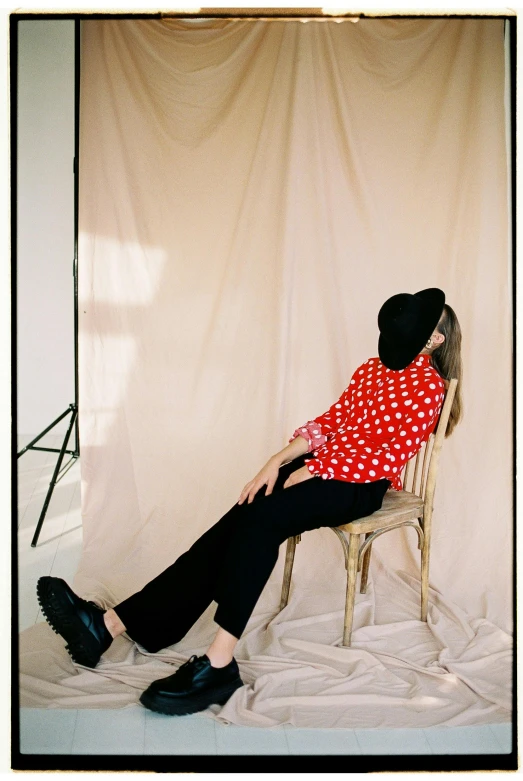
[289, 421, 328, 453]
[289, 371, 359, 453]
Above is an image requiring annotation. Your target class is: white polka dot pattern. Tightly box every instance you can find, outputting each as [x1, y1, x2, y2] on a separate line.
[289, 421, 328, 452]
[290, 354, 445, 490]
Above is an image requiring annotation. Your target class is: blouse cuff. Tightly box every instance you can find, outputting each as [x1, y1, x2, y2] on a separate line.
[289, 421, 328, 453]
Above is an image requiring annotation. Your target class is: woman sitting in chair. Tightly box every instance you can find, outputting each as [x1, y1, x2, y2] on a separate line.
[37, 288, 462, 717]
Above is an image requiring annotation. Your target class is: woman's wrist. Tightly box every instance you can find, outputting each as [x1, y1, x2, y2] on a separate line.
[269, 453, 285, 468]
[272, 438, 308, 467]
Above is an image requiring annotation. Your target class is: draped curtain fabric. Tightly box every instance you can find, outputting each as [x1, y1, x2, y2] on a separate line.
[20, 18, 512, 728]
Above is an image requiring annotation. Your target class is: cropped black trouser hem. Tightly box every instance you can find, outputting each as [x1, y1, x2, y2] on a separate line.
[114, 455, 389, 653]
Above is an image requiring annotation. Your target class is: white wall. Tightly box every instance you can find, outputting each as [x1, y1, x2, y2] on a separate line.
[17, 20, 75, 436]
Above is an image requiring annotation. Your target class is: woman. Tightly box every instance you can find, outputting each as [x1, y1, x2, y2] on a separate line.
[37, 288, 463, 717]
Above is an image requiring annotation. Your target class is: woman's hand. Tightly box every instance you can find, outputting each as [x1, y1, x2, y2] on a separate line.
[283, 465, 314, 489]
[238, 457, 281, 505]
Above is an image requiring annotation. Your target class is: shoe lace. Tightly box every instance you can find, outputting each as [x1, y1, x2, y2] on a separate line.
[176, 654, 207, 681]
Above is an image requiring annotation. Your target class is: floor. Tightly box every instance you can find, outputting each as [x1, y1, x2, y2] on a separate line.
[16, 435, 514, 763]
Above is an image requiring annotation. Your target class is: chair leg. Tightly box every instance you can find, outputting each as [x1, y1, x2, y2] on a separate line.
[280, 536, 297, 611]
[342, 532, 360, 647]
[360, 534, 372, 594]
[420, 537, 430, 622]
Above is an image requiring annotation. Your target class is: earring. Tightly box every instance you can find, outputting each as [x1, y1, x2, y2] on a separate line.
[425, 339, 432, 349]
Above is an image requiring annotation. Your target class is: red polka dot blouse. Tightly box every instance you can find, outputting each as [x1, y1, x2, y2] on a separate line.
[290, 354, 446, 490]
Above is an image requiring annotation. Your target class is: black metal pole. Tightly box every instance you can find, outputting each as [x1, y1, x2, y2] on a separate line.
[17, 19, 81, 544]
[17, 406, 73, 457]
[73, 17, 80, 458]
[31, 406, 78, 547]
[11, 19, 20, 737]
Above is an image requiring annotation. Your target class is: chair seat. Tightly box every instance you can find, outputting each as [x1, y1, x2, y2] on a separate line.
[335, 489, 424, 534]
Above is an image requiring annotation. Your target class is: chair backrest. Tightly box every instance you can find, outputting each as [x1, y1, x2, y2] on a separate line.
[402, 378, 458, 507]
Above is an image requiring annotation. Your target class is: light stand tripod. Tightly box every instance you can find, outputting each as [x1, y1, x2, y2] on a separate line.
[17, 20, 81, 547]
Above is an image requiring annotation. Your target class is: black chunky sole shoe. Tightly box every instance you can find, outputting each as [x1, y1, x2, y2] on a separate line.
[139, 677, 243, 716]
[139, 654, 244, 716]
[36, 576, 112, 668]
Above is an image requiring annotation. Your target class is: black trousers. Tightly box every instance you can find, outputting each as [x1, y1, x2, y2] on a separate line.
[114, 454, 389, 653]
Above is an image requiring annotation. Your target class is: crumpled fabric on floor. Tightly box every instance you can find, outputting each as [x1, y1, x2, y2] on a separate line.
[19, 550, 511, 728]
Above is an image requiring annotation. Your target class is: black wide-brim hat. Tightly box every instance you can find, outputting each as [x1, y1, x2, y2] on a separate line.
[378, 288, 445, 371]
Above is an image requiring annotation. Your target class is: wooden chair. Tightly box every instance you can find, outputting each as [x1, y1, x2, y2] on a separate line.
[279, 378, 458, 647]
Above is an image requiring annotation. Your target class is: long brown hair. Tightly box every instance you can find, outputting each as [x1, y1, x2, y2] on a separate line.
[430, 304, 463, 437]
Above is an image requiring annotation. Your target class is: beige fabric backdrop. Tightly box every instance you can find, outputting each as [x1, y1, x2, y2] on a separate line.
[20, 17, 512, 728]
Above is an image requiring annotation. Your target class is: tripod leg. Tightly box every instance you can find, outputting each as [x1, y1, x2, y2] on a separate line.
[17, 407, 72, 458]
[31, 407, 78, 547]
